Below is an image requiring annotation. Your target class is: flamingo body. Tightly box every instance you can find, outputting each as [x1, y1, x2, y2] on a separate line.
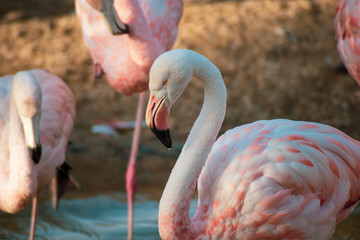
[189, 120, 360, 239]
[146, 49, 360, 240]
[76, 1, 183, 238]
[75, 0, 183, 96]
[335, 0, 360, 84]
[0, 69, 75, 213]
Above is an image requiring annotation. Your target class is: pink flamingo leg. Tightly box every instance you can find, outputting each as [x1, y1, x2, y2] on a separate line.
[29, 192, 38, 240]
[125, 91, 146, 240]
[94, 63, 104, 79]
[51, 174, 59, 210]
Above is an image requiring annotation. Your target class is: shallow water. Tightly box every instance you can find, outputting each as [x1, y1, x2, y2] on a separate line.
[0, 193, 197, 240]
[0, 193, 359, 240]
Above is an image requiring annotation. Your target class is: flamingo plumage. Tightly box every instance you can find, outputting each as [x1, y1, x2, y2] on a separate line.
[75, 0, 183, 238]
[335, 0, 360, 88]
[146, 49, 360, 239]
[0, 70, 76, 240]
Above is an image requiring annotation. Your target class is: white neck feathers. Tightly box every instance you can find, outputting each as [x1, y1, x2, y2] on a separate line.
[158, 50, 226, 238]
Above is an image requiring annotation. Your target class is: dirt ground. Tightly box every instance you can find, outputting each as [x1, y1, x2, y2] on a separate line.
[1, 0, 360, 201]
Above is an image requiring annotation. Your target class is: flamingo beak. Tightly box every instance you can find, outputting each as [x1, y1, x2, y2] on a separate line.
[101, 3, 129, 34]
[86, 0, 129, 35]
[111, 10, 129, 35]
[22, 116, 42, 164]
[28, 145, 42, 164]
[146, 95, 172, 149]
[101, 9, 129, 35]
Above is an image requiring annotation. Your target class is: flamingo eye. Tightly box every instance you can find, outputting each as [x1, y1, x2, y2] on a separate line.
[162, 80, 168, 86]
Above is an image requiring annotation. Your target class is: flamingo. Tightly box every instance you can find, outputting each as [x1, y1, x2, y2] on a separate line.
[0, 70, 76, 240]
[335, 0, 360, 92]
[75, 0, 183, 238]
[146, 49, 360, 239]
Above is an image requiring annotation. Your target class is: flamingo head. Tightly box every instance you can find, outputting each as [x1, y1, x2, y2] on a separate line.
[12, 71, 42, 164]
[146, 49, 194, 149]
[86, 0, 129, 35]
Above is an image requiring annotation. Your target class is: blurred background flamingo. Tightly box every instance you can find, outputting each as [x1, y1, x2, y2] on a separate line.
[335, 0, 360, 95]
[0, 70, 76, 240]
[146, 49, 360, 239]
[75, 0, 183, 238]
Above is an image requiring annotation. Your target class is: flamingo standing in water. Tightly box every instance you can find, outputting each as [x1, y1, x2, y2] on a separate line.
[0, 70, 76, 240]
[335, 0, 360, 91]
[146, 49, 360, 239]
[75, 0, 183, 238]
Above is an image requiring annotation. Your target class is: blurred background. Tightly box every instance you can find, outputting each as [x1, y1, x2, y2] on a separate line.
[0, 0, 360, 239]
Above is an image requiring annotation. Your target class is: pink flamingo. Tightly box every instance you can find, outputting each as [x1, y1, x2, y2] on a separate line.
[146, 49, 360, 239]
[75, 0, 183, 238]
[335, 0, 360, 92]
[0, 70, 76, 240]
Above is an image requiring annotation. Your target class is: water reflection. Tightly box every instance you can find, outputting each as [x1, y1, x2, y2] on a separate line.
[0, 193, 359, 239]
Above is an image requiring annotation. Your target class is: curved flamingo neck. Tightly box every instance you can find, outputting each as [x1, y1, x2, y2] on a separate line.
[0, 95, 35, 212]
[158, 53, 226, 239]
[113, 0, 161, 64]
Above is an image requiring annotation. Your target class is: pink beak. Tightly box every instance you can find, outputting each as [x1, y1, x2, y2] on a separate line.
[146, 95, 172, 148]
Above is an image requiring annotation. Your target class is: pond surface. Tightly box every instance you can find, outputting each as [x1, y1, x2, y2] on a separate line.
[0, 193, 197, 240]
[0, 193, 359, 240]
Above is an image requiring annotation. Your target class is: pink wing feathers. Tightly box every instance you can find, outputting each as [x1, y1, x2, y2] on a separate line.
[195, 119, 360, 239]
[30, 69, 76, 188]
[141, 0, 183, 51]
[75, 0, 183, 96]
[335, 0, 360, 85]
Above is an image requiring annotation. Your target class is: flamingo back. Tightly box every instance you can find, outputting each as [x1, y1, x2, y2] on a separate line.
[0, 75, 13, 133]
[75, 0, 183, 96]
[194, 119, 360, 239]
[335, 0, 360, 85]
[30, 69, 76, 188]
[0, 75, 14, 180]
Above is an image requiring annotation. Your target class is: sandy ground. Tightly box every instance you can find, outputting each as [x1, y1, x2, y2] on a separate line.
[1, 0, 360, 203]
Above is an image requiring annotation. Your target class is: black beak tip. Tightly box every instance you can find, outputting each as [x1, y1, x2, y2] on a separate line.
[28, 145, 42, 164]
[113, 21, 130, 35]
[151, 128, 172, 149]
